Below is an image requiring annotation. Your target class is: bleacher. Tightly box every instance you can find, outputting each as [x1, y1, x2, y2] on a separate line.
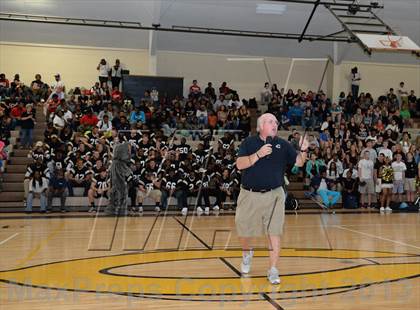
[1, 102, 419, 213]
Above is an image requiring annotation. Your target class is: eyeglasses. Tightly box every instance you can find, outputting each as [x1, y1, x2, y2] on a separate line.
[264, 119, 279, 126]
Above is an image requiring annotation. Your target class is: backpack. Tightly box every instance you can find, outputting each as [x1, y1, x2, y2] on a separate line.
[344, 195, 358, 209]
[285, 193, 299, 210]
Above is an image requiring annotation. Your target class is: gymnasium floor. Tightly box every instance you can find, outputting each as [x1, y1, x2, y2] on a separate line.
[0, 211, 419, 309]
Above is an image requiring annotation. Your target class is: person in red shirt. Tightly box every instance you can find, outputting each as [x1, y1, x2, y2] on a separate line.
[10, 102, 25, 129]
[219, 81, 230, 96]
[189, 79, 201, 98]
[111, 86, 122, 103]
[46, 94, 60, 121]
[80, 109, 99, 131]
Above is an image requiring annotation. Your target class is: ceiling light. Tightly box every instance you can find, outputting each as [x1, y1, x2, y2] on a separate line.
[226, 58, 264, 61]
[256, 3, 287, 15]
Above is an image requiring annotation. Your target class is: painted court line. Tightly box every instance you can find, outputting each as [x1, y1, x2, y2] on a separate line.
[0, 233, 19, 246]
[15, 222, 65, 268]
[334, 225, 420, 251]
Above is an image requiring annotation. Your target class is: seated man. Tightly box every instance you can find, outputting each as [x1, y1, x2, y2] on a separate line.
[47, 169, 68, 212]
[66, 158, 92, 196]
[25, 171, 48, 213]
[88, 167, 110, 213]
[137, 171, 162, 213]
[217, 168, 237, 209]
[341, 170, 358, 209]
[310, 169, 341, 208]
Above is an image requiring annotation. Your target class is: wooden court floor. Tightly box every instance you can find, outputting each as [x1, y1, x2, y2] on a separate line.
[0, 211, 419, 309]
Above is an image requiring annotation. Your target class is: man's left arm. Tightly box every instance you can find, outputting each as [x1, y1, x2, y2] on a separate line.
[292, 135, 309, 167]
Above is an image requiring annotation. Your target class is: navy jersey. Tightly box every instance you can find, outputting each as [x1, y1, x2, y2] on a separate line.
[131, 167, 143, 185]
[162, 175, 179, 191]
[92, 174, 110, 191]
[25, 163, 50, 179]
[68, 165, 91, 181]
[220, 176, 234, 191]
[125, 132, 142, 147]
[175, 143, 191, 160]
[53, 157, 66, 171]
[186, 175, 199, 192]
[138, 141, 153, 155]
[199, 174, 211, 188]
[139, 175, 160, 191]
[31, 148, 50, 162]
[192, 150, 208, 164]
[218, 136, 234, 150]
[141, 166, 162, 179]
[85, 132, 100, 146]
[222, 158, 235, 171]
[211, 152, 224, 166]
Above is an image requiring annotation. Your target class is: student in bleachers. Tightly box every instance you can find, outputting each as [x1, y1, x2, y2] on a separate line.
[391, 153, 406, 204]
[25, 171, 48, 213]
[50, 73, 65, 100]
[24, 156, 50, 207]
[66, 158, 92, 196]
[88, 167, 110, 213]
[47, 168, 68, 213]
[326, 161, 340, 191]
[217, 168, 238, 209]
[404, 152, 417, 204]
[357, 150, 376, 208]
[136, 171, 162, 213]
[310, 168, 341, 208]
[20, 104, 35, 149]
[379, 156, 394, 212]
[0, 141, 6, 192]
[342, 170, 358, 208]
[305, 153, 325, 190]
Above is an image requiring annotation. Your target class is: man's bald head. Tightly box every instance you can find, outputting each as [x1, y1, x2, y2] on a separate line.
[256, 113, 279, 138]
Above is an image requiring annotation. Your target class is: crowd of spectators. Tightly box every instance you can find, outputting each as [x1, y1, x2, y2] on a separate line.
[0, 63, 419, 213]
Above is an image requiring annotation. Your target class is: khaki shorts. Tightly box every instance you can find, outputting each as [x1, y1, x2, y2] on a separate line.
[359, 179, 375, 194]
[138, 189, 162, 202]
[235, 186, 286, 237]
[404, 178, 416, 192]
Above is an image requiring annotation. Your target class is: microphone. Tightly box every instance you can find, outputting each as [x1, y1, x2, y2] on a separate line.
[265, 136, 273, 159]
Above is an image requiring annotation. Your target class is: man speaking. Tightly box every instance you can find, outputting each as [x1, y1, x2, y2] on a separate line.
[235, 113, 308, 284]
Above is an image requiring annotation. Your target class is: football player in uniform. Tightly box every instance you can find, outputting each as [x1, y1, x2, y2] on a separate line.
[88, 167, 110, 212]
[137, 171, 162, 213]
[66, 158, 92, 196]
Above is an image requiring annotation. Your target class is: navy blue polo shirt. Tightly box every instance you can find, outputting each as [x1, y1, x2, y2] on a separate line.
[237, 135, 297, 190]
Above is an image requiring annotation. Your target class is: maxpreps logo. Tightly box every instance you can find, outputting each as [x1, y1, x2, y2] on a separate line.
[0, 248, 419, 302]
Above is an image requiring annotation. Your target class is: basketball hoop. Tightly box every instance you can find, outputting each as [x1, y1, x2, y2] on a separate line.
[379, 32, 403, 48]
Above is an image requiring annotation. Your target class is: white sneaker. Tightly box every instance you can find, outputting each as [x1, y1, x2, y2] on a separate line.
[385, 206, 392, 212]
[138, 206, 143, 213]
[196, 207, 204, 215]
[204, 207, 210, 215]
[88, 206, 95, 213]
[213, 205, 220, 212]
[241, 249, 253, 274]
[154, 206, 161, 212]
[267, 267, 281, 285]
[380, 207, 385, 212]
[181, 207, 188, 216]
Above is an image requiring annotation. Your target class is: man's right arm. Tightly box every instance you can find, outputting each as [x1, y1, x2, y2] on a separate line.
[236, 153, 260, 170]
[236, 143, 271, 170]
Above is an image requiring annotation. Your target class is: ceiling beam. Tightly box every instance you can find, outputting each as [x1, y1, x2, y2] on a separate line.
[298, 0, 321, 42]
[149, 0, 162, 56]
[269, 0, 383, 9]
[0, 12, 352, 42]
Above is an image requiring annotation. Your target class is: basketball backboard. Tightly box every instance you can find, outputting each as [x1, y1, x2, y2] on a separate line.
[355, 33, 420, 56]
